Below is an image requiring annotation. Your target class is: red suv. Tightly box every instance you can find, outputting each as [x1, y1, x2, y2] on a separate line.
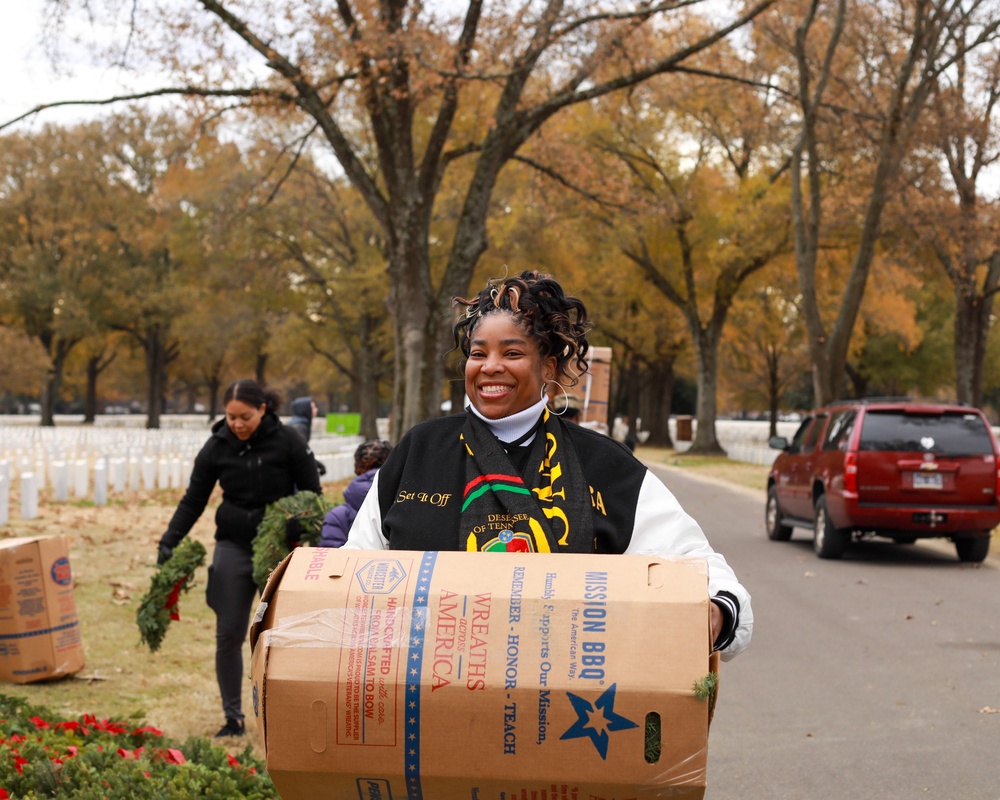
[766, 399, 1000, 561]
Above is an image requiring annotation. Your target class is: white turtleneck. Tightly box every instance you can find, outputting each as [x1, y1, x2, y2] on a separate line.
[467, 397, 548, 444]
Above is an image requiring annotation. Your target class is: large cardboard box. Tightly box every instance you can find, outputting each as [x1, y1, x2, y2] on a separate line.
[0, 536, 85, 683]
[250, 548, 714, 799]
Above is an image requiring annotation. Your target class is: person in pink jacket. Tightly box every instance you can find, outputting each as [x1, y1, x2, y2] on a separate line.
[320, 440, 392, 548]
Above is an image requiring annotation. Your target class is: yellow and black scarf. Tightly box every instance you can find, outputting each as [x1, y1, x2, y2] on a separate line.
[460, 408, 594, 553]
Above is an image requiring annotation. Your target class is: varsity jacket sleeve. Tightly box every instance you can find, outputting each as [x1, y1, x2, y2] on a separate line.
[623, 470, 753, 661]
[342, 471, 389, 550]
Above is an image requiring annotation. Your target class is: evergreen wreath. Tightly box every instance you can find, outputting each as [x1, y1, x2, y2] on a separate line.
[251, 490, 334, 590]
[136, 538, 207, 653]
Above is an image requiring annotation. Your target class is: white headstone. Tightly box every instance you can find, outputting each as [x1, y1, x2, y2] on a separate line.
[20, 472, 38, 520]
[73, 459, 88, 498]
[142, 457, 157, 491]
[53, 461, 69, 502]
[110, 458, 126, 493]
[93, 462, 108, 506]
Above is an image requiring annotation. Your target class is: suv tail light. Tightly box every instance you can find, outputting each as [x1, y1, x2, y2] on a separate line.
[844, 451, 858, 493]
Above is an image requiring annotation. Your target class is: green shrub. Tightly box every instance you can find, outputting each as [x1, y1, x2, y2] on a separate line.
[0, 694, 276, 799]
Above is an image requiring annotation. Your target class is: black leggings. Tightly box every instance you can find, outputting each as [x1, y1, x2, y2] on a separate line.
[206, 540, 258, 722]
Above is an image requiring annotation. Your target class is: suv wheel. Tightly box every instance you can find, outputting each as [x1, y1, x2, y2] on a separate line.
[765, 486, 794, 541]
[814, 496, 848, 559]
[954, 533, 991, 563]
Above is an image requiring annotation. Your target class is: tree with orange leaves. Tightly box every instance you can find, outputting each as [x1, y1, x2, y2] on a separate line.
[21, 0, 779, 438]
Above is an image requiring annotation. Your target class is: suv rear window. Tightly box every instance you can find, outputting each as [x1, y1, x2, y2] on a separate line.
[859, 411, 994, 455]
[823, 410, 856, 451]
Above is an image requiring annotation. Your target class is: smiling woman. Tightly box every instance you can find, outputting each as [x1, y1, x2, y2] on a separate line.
[342, 269, 754, 662]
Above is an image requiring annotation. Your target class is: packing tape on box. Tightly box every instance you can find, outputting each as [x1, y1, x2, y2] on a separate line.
[263, 606, 422, 649]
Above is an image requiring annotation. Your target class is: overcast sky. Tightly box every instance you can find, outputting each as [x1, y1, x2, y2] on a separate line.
[5, 1, 997, 198]
[0, 1, 157, 131]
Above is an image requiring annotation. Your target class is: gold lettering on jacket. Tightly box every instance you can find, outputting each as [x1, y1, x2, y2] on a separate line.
[589, 485, 607, 516]
[396, 490, 452, 507]
[532, 432, 570, 545]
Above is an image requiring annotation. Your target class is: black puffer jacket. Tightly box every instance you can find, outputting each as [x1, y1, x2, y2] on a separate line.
[163, 412, 321, 551]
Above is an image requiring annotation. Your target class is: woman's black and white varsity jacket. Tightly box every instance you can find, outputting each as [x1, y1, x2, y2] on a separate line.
[344, 410, 752, 660]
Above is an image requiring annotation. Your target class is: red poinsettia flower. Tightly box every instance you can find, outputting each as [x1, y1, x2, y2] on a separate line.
[83, 715, 128, 735]
[157, 748, 186, 765]
[55, 721, 90, 735]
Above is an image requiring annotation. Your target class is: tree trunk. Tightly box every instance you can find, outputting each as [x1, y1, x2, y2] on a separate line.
[357, 340, 380, 441]
[84, 361, 99, 423]
[39, 371, 59, 427]
[645, 361, 676, 448]
[951, 246, 1000, 409]
[766, 346, 780, 438]
[689, 328, 726, 455]
[646, 362, 675, 448]
[145, 333, 164, 430]
[255, 353, 268, 386]
[84, 351, 116, 423]
[207, 377, 221, 422]
[626, 355, 641, 441]
[954, 287, 994, 408]
[143, 324, 177, 430]
[39, 338, 75, 427]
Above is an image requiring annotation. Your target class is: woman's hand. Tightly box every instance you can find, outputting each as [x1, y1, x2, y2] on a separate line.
[710, 601, 723, 649]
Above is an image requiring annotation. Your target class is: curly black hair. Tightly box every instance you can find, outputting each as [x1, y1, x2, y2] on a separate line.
[354, 439, 392, 474]
[452, 270, 593, 386]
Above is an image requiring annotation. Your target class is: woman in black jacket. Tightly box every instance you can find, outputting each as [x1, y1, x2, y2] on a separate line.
[157, 379, 321, 737]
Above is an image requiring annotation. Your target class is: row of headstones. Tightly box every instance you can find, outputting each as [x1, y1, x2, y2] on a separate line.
[0, 435, 361, 525]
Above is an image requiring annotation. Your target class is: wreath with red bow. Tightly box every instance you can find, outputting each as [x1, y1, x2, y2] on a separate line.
[136, 538, 207, 652]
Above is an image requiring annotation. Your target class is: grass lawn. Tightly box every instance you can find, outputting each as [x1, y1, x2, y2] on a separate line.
[638, 446, 770, 494]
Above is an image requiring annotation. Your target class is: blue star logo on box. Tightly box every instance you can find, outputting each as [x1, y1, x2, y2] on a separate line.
[559, 683, 638, 759]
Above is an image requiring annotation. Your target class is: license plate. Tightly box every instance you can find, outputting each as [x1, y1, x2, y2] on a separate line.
[913, 472, 943, 489]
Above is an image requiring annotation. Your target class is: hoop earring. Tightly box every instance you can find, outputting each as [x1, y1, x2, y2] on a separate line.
[543, 379, 571, 416]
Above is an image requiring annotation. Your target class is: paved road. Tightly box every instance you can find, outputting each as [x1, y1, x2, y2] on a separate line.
[646, 463, 1000, 800]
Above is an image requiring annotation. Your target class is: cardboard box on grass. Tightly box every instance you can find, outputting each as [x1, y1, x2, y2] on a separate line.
[0, 536, 84, 684]
[251, 547, 716, 799]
